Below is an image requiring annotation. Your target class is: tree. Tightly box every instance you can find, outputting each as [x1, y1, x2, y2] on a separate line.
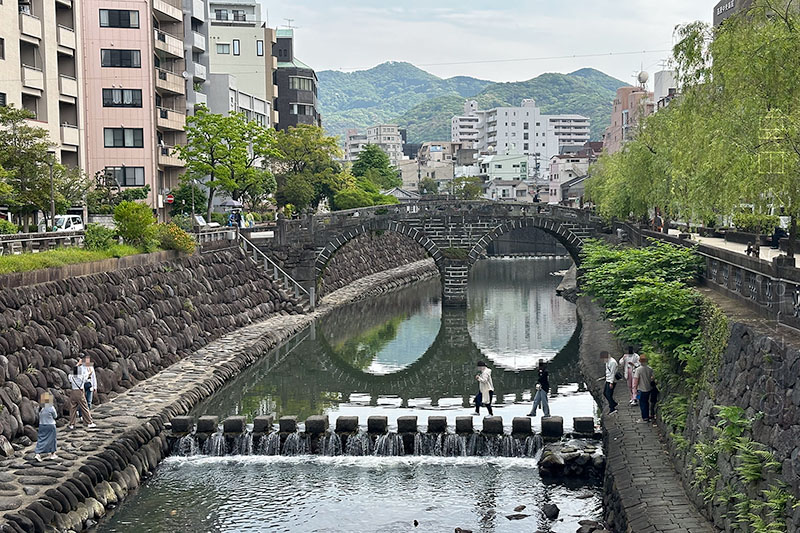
[351, 144, 401, 189]
[451, 176, 483, 200]
[169, 182, 208, 216]
[419, 177, 438, 195]
[0, 106, 89, 231]
[273, 125, 343, 210]
[175, 106, 281, 220]
[113, 201, 156, 248]
[332, 176, 399, 211]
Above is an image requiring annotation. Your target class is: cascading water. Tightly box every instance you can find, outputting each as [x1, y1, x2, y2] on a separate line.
[321, 432, 342, 456]
[442, 433, 466, 457]
[204, 433, 228, 456]
[523, 435, 544, 458]
[345, 430, 372, 456]
[413, 433, 442, 456]
[174, 435, 199, 456]
[282, 433, 309, 456]
[232, 433, 254, 455]
[373, 433, 405, 456]
[256, 433, 281, 455]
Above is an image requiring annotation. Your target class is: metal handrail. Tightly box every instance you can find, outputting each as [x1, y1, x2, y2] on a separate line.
[239, 234, 313, 306]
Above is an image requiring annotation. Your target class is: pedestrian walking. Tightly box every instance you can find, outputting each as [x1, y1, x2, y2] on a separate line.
[473, 361, 494, 416]
[68, 366, 95, 429]
[81, 355, 97, 411]
[621, 346, 640, 405]
[33, 392, 58, 462]
[528, 359, 551, 417]
[633, 355, 656, 423]
[601, 351, 619, 415]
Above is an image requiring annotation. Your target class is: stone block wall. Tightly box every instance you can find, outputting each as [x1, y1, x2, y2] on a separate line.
[0, 249, 301, 445]
[317, 231, 429, 298]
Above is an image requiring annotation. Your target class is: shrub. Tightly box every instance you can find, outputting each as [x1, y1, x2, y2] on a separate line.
[210, 213, 228, 226]
[0, 219, 18, 235]
[731, 212, 780, 235]
[84, 223, 116, 250]
[170, 214, 194, 232]
[156, 223, 196, 254]
[113, 201, 157, 249]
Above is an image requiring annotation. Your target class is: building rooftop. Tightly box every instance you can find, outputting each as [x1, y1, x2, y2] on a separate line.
[277, 59, 313, 70]
[276, 28, 294, 38]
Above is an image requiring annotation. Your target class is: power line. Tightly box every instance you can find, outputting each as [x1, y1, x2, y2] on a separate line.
[334, 49, 674, 72]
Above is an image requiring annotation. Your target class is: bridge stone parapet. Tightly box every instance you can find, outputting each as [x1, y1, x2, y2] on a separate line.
[263, 201, 606, 307]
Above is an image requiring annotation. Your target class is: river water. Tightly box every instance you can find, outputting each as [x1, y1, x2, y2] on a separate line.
[99, 257, 601, 533]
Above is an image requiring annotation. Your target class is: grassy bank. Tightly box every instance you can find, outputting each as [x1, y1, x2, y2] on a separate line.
[0, 245, 142, 274]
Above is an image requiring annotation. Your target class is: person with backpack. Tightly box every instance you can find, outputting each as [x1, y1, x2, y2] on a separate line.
[528, 359, 551, 417]
[601, 351, 620, 415]
[68, 365, 95, 429]
[633, 354, 656, 423]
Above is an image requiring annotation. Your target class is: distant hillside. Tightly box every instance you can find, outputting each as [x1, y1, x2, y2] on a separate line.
[317, 62, 627, 144]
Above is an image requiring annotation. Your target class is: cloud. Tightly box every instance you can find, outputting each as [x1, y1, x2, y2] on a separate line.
[260, 0, 711, 82]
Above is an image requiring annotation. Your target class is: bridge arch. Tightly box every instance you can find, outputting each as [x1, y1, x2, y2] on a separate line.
[467, 216, 584, 266]
[314, 219, 445, 289]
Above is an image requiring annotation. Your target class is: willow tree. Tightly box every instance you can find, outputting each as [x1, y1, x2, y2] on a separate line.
[674, 1, 800, 254]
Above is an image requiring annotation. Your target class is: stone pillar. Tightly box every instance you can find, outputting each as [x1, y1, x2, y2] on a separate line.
[441, 258, 469, 307]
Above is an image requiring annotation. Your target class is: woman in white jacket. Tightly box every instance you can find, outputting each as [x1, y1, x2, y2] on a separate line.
[474, 361, 494, 416]
[621, 346, 640, 405]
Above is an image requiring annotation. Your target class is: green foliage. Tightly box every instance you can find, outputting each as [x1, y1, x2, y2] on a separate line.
[0, 219, 18, 235]
[84, 223, 116, 251]
[113, 201, 156, 249]
[419, 177, 438, 195]
[169, 214, 194, 232]
[351, 144, 401, 189]
[210, 213, 228, 226]
[156, 223, 196, 254]
[442, 247, 468, 260]
[87, 169, 151, 215]
[332, 177, 399, 211]
[732, 212, 780, 235]
[661, 394, 689, 434]
[0, 245, 141, 274]
[169, 183, 208, 216]
[330, 316, 404, 370]
[451, 176, 483, 200]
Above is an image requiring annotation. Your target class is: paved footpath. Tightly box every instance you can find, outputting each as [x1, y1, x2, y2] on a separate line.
[577, 297, 718, 533]
[0, 259, 437, 532]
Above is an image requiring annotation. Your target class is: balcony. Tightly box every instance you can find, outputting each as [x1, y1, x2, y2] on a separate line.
[192, 31, 206, 52]
[57, 25, 76, 51]
[192, 62, 206, 81]
[154, 29, 183, 58]
[192, 0, 205, 19]
[55, 0, 73, 6]
[153, 0, 182, 21]
[60, 125, 80, 146]
[21, 65, 44, 91]
[19, 12, 42, 41]
[158, 145, 183, 167]
[59, 75, 78, 98]
[157, 107, 185, 131]
[155, 68, 185, 95]
[195, 92, 207, 106]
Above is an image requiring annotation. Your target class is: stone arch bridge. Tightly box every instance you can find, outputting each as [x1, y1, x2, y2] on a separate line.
[258, 201, 606, 307]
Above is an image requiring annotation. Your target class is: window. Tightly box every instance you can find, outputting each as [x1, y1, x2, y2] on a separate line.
[214, 9, 227, 20]
[288, 77, 314, 92]
[290, 103, 314, 115]
[524, 143, 529, 151]
[104, 128, 144, 148]
[101, 49, 141, 68]
[106, 166, 145, 187]
[102, 88, 142, 107]
[523, 122, 529, 130]
[0, 92, 6, 107]
[256, 40, 264, 56]
[216, 43, 230, 54]
[232, 9, 245, 21]
[99, 9, 139, 28]
[0, 38, 4, 60]
[232, 39, 240, 56]
[523, 133, 529, 140]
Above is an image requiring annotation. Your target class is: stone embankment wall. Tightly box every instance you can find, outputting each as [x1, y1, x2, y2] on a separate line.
[666, 322, 800, 532]
[0, 249, 301, 446]
[317, 231, 429, 297]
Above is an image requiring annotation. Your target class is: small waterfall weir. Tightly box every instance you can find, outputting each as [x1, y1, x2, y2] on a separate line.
[167, 414, 595, 459]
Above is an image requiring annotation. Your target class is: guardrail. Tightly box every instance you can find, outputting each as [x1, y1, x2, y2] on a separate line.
[0, 231, 84, 255]
[239, 235, 314, 309]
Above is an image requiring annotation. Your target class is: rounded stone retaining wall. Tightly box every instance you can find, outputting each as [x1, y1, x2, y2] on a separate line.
[0, 249, 302, 447]
[318, 230, 429, 298]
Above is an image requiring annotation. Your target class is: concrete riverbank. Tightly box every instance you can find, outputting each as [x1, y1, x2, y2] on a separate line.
[0, 259, 438, 532]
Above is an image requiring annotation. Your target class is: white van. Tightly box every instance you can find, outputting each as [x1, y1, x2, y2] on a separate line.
[53, 215, 84, 232]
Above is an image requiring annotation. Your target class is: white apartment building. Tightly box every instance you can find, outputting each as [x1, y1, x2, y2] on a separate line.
[0, 0, 86, 169]
[548, 153, 592, 204]
[206, 73, 270, 125]
[451, 99, 590, 179]
[479, 154, 528, 182]
[208, 0, 278, 124]
[366, 124, 404, 166]
[344, 129, 368, 161]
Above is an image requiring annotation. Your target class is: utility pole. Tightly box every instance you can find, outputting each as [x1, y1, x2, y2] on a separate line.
[47, 150, 56, 231]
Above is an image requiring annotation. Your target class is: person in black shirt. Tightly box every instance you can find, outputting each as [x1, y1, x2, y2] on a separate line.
[528, 359, 551, 417]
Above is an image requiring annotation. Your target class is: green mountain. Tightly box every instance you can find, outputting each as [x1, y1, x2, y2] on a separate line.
[317, 62, 627, 145]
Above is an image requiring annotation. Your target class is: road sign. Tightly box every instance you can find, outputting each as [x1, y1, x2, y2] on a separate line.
[166, 193, 175, 204]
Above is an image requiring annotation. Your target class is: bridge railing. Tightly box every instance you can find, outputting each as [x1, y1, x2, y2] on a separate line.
[239, 234, 314, 309]
[0, 231, 85, 255]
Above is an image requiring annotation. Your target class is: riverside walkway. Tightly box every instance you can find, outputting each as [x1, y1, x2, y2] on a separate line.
[578, 298, 718, 533]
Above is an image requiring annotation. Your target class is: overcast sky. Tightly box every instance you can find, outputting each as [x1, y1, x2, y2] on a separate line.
[259, 1, 712, 83]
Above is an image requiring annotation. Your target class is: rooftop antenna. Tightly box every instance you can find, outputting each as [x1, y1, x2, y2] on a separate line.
[284, 18, 296, 28]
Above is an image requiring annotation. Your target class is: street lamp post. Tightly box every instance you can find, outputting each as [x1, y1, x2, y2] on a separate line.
[47, 150, 56, 231]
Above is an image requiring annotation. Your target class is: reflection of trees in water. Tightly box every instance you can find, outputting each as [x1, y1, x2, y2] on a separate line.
[192, 307, 582, 422]
[330, 315, 406, 371]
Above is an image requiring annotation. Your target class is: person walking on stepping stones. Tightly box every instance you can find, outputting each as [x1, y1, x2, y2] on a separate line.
[601, 351, 620, 415]
[633, 354, 656, 423]
[68, 365, 96, 429]
[34, 392, 58, 462]
[621, 346, 640, 406]
[528, 359, 551, 417]
[474, 361, 494, 416]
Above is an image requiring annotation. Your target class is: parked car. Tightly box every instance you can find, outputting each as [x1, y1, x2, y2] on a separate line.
[53, 215, 84, 232]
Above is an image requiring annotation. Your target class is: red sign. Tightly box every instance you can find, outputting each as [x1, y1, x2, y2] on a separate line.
[166, 194, 175, 204]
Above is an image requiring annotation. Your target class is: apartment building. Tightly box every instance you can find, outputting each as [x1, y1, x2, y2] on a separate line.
[344, 129, 367, 161]
[366, 124, 404, 166]
[602, 86, 654, 155]
[548, 152, 593, 204]
[207, 73, 270, 124]
[208, 0, 277, 125]
[183, 0, 210, 113]
[0, 0, 86, 168]
[274, 28, 320, 131]
[547, 115, 590, 148]
[417, 141, 464, 163]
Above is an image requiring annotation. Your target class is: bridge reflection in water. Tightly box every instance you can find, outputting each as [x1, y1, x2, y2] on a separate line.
[194, 258, 593, 430]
